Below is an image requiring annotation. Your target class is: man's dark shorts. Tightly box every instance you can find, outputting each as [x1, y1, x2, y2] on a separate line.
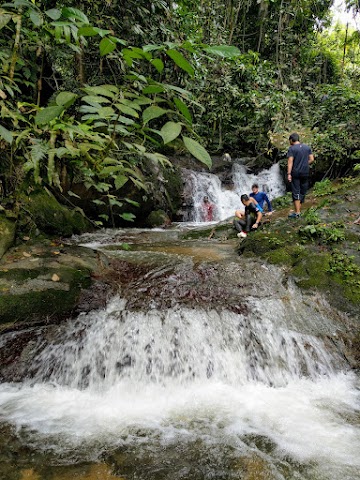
[291, 174, 309, 203]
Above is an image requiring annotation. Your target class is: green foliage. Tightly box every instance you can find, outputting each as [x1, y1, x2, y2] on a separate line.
[327, 251, 360, 289]
[312, 179, 336, 197]
[0, 2, 216, 226]
[299, 223, 345, 244]
[302, 207, 321, 224]
[272, 193, 293, 209]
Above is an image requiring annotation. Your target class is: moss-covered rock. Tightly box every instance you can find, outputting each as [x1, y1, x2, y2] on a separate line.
[19, 190, 91, 237]
[0, 243, 100, 326]
[146, 209, 171, 227]
[0, 215, 16, 259]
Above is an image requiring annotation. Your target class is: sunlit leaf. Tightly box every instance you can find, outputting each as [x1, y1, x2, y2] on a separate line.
[78, 26, 99, 37]
[203, 45, 241, 58]
[35, 106, 64, 125]
[115, 175, 129, 190]
[174, 98, 192, 124]
[82, 95, 111, 106]
[29, 10, 42, 26]
[56, 91, 77, 107]
[0, 10, 12, 29]
[67, 191, 81, 198]
[142, 106, 167, 124]
[114, 104, 139, 117]
[124, 198, 140, 207]
[120, 212, 136, 222]
[99, 37, 117, 56]
[182, 136, 212, 168]
[83, 85, 118, 97]
[150, 58, 164, 73]
[0, 124, 13, 144]
[166, 49, 194, 77]
[62, 7, 89, 24]
[45, 8, 61, 20]
[142, 85, 165, 94]
[160, 121, 182, 144]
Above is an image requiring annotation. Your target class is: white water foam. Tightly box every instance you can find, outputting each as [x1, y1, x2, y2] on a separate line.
[0, 296, 358, 477]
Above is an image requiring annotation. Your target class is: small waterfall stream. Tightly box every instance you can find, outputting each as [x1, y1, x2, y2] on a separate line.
[182, 162, 285, 222]
[0, 229, 359, 480]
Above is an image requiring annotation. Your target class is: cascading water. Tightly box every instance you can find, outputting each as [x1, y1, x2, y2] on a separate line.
[0, 231, 359, 480]
[183, 162, 286, 222]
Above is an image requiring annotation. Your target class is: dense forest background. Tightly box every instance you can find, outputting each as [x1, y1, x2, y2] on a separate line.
[1, 0, 360, 229]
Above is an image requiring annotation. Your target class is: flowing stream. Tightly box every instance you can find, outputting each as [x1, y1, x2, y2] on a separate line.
[0, 225, 359, 480]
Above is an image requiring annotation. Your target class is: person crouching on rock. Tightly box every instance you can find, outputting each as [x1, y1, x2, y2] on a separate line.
[233, 194, 263, 238]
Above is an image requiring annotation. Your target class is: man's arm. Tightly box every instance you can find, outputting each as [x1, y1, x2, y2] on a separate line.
[287, 156, 294, 182]
[308, 153, 314, 165]
[264, 193, 273, 212]
[252, 210, 263, 228]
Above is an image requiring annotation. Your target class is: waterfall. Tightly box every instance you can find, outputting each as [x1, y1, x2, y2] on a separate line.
[0, 231, 359, 480]
[25, 298, 339, 390]
[182, 162, 286, 222]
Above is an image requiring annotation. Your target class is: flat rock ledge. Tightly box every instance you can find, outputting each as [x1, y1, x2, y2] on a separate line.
[0, 239, 111, 330]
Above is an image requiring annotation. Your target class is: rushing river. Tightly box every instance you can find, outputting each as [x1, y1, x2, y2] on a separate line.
[0, 227, 359, 480]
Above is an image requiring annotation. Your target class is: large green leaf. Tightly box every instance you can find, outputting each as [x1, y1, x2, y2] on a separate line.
[160, 121, 182, 144]
[115, 175, 129, 190]
[56, 91, 77, 107]
[99, 37, 116, 56]
[114, 104, 139, 118]
[82, 95, 111, 106]
[35, 106, 64, 125]
[203, 45, 241, 58]
[62, 7, 89, 24]
[166, 49, 194, 77]
[98, 106, 115, 118]
[29, 10, 42, 26]
[83, 85, 118, 98]
[78, 26, 99, 37]
[142, 106, 167, 124]
[142, 85, 165, 94]
[143, 44, 163, 52]
[0, 10, 12, 29]
[0, 124, 13, 144]
[150, 58, 164, 73]
[182, 136, 212, 168]
[120, 213, 136, 222]
[174, 98, 192, 124]
[45, 8, 61, 20]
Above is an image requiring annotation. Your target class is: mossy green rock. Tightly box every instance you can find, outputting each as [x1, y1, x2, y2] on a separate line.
[0, 244, 99, 325]
[146, 209, 171, 227]
[21, 190, 90, 236]
[0, 216, 16, 259]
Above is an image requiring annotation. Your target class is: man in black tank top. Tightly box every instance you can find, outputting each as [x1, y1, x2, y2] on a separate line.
[286, 132, 314, 218]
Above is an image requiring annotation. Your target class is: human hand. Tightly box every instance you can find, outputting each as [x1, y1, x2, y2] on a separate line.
[252, 222, 259, 229]
[267, 211, 273, 216]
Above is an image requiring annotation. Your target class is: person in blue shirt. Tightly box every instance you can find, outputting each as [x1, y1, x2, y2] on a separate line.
[234, 194, 263, 238]
[250, 183, 273, 215]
